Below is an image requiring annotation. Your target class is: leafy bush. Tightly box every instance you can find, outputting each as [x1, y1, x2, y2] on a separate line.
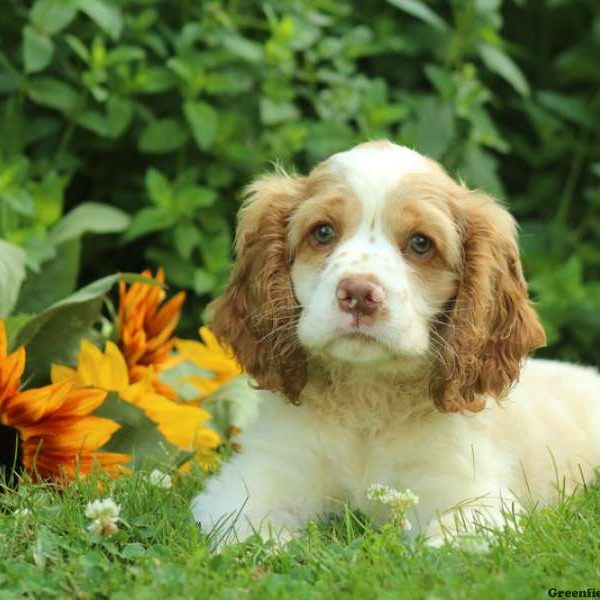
[0, 0, 599, 363]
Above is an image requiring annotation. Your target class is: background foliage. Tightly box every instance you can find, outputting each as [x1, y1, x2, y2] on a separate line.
[0, 0, 599, 364]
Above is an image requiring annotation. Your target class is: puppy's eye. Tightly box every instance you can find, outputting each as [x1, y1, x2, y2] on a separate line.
[409, 233, 433, 256]
[311, 223, 336, 245]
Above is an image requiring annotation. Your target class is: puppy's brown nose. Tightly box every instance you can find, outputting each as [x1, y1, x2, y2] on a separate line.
[336, 278, 385, 316]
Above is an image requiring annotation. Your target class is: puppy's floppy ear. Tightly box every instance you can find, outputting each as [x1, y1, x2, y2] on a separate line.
[208, 173, 307, 404]
[432, 191, 546, 412]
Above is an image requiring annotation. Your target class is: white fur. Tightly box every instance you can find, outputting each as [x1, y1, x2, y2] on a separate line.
[329, 143, 431, 207]
[192, 142, 600, 547]
[193, 360, 600, 546]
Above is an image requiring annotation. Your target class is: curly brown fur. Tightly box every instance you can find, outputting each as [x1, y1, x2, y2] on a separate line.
[432, 190, 546, 412]
[209, 173, 308, 403]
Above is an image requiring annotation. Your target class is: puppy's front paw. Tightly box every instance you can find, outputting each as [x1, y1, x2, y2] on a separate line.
[192, 492, 301, 551]
[424, 514, 492, 553]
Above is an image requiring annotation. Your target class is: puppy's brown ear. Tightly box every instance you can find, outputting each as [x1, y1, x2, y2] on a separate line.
[433, 191, 546, 412]
[208, 173, 307, 403]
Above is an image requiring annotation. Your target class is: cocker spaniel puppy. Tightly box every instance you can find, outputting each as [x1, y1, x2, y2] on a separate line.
[192, 140, 600, 546]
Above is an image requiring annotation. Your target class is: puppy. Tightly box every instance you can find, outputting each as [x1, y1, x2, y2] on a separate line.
[192, 140, 600, 546]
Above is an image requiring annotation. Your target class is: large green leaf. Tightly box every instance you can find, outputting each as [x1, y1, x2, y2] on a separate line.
[259, 99, 300, 126]
[123, 206, 176, 242]
[386, 0, 448, 31]
[174, 185, 215, 215]
[27, 77, 79, 113]
[145, 168, 172, 208]
[30, 0, 78, 35]
[50, 202, 131, 245]
[15, 238, 80, 314]
[11, 273, 160, 384]
[400, 97, 454, 159]
[537, 91, 598, 131]
[4, 313, 34, 347]
[22, 26, 54, 74]
[184, 101, 218, 151]
[0, 240, 26, 318]
[107, 96, 134, 138]
[76, 0, 122, 40]
[478, 43, 530, 97]
[139, 119, 187, 153]
[220, 34, 263, 63]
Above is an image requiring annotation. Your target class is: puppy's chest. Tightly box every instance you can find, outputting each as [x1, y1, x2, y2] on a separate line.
[318, 420, 432, 507]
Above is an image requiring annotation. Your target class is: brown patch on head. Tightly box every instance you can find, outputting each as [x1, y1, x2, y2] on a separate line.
[384, 170, 463, 269]
[382, 171, 462, 312]
[288, 166, 362, 270]
[209, 172, 308, 403]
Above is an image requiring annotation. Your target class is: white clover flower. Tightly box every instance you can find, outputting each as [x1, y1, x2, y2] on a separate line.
[14, 508, 31, 520]
[366, 484, 419, 532]
[149, 469, 172, 489]
[85, 497, 121, 537]
[366, 484, 419, 506]
[85, 497, 121, 520]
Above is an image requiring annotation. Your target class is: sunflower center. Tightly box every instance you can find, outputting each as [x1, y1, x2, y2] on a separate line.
[0, 424, 22, 486]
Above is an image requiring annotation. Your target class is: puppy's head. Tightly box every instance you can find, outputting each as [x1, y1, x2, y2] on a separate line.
[211, 141, 546, 411]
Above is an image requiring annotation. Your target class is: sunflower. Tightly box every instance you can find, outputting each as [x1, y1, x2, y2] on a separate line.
[52, 339, 221, 462]
[118, 268, 185, 399]
[0, 321, 128, 481]
[175, 327, 242, 399]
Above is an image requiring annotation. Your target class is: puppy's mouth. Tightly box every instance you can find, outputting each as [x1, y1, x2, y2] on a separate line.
[339, 331, 379, 345]
[320, 328, 395, 365]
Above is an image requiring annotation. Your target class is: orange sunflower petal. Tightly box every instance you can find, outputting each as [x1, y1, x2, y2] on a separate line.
[20, 415, 121, 452]
[0, 346, 26, 408]
[2, 379, 74, 426]
[117, 269, 185, 387]
[24, 450, 130, 479]
[58, 388, 107, 417]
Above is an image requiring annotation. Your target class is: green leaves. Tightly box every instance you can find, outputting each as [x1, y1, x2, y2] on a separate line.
[15, 239, 81, 314]
[76, 0, 122, 40]
[0, 240, 26, 318]
[259, 99, 300, 126]
[401, 98, 455, 159]
[537, 91, 598, 130]
[11, 279, 108, 384]
[31, 0, 77, 34]
[28, 77, 79, 113]
[184, 101, 218, 150]
[478, 43, 530, 97]
[139, 119, 188, 153]
[0, 0, 596, 365]
[10, 273, 158, 384]
[50, 203, 130, 245]
[385, 0, 448, 31]
[220, 34, 264, 63]
[23, 26, 54, 73]
[145, 169, 172, 208]
[124, 207, 175, 242]
[2, 192, 133, 316]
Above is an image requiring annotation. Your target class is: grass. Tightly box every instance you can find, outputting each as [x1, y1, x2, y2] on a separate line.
[1, 465, 600, 599]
